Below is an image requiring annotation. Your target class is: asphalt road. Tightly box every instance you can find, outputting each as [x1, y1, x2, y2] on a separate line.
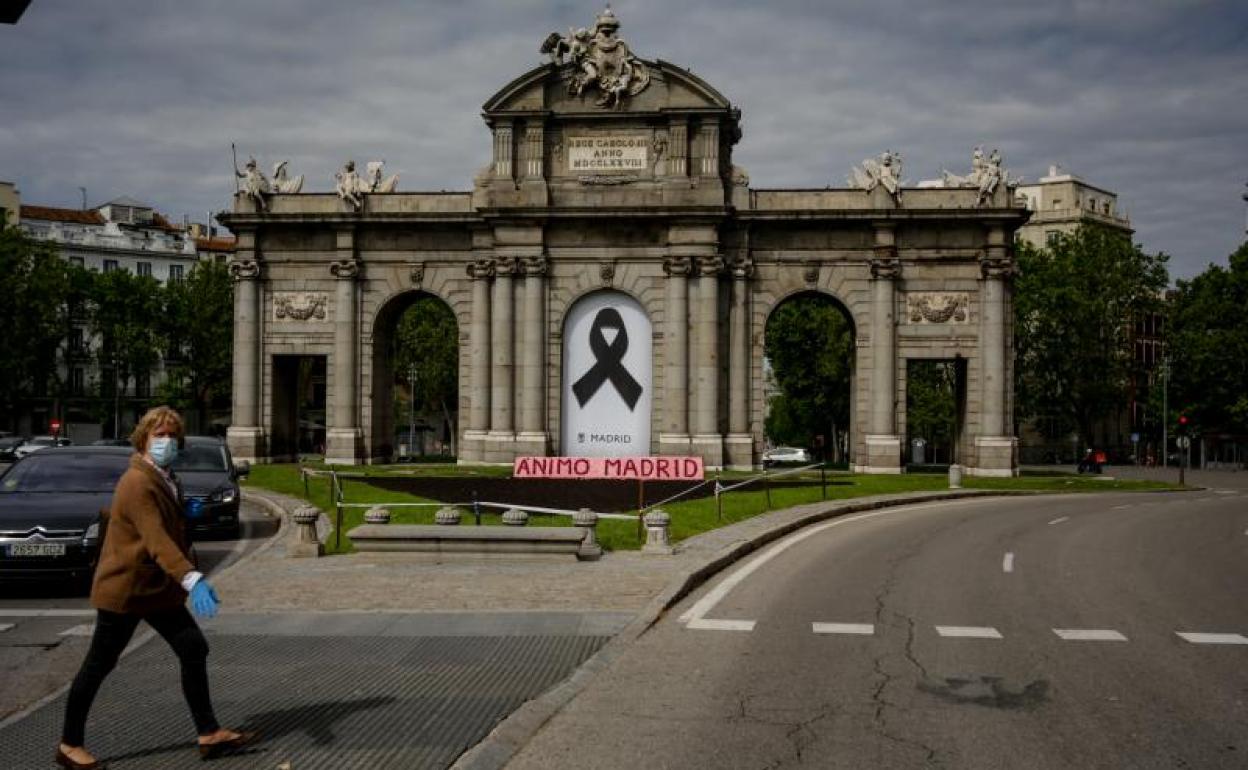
[509, 487, 1248, 769]
[0, 501, 278, 720]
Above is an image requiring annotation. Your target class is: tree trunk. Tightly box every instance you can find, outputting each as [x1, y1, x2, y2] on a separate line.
[441, 399, 457, 458]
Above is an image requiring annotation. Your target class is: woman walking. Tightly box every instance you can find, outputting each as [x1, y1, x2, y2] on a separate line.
[56, 406, 255, 769]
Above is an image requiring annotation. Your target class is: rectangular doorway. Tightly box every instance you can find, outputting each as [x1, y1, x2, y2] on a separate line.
[270, 355, 326, 462]
[904, 358, 967, 468]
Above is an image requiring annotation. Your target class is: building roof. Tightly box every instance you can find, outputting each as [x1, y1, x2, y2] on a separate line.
[196, 237, 236, 252]
[19, 205, 105, 225]
[102, 195, 152, 209]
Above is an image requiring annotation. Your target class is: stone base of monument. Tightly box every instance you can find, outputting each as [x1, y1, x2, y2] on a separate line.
[690, 434, 724, 469]
[226, 426, 266, 464]
[658, 433, 692, 457]
[723, 434, 754, 471]
[968, 436, 1019, 478]
[346, 524, 600, 561]
[861, 434, 903, 474]
[325, 428, 363, 465]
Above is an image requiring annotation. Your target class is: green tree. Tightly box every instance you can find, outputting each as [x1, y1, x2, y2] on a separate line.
[906, 360, 958, 461]
[0, 228, 72, 428]
[1014, 225, 1169, 445]
[763, 295, 853, 461]
[89, 268, 164, 435]
[160, 261, 234, 430]
[1168, 241, 1248, 435]
[393, 297, 459, 455]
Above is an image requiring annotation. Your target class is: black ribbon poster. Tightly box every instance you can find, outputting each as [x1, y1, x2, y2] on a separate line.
[572, 307, 643, 410]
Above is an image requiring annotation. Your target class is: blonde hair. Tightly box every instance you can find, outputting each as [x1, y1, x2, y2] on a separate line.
[130, 406, 186, 452]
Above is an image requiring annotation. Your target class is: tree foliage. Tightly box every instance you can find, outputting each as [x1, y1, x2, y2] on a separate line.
[1014, 226, 1168, 444]
[1168, 241, 1248, 435]
[160, 261, 234, 427]
[89, 268, 164, 401]
[393, 296, 459, 450]
[0, 228, 72, 426]
[763, 294, 853, 459]
[906, 360, 958, 449]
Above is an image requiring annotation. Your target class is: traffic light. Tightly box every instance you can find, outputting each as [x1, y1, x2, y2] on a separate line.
[1178, 413, 1189, 431]
[49, 418, 62, 435]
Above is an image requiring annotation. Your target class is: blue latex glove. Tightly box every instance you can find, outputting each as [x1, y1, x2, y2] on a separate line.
[185, 498, 204, 519]
[190, 580, 220, 619]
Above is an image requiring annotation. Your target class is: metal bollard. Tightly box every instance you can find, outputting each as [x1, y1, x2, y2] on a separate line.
[288, 505, 323, 558]
[435, 506, 462, 525]
[363, 505, 391, 525]
[573, 508, 602, 560]
[502, 508, 529, 526]
[642, 508, 673, 555]
[948, 463, 962, 489]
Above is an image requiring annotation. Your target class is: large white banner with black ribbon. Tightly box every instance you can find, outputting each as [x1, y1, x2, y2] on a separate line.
[561, 291, 652, 457]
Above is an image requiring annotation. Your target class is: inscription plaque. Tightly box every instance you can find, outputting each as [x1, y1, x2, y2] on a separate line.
[567, 135, 648, 173]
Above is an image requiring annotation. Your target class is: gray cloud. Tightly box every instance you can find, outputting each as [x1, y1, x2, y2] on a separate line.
[2, 0, 1244, 277]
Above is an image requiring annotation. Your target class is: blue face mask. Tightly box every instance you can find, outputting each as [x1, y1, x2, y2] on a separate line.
[149, 436, 178, 468]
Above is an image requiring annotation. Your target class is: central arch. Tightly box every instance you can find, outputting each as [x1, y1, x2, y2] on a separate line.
[368, 289, 460, 462]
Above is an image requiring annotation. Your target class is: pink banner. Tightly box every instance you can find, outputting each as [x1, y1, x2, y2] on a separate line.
[513, 456, 704, 481]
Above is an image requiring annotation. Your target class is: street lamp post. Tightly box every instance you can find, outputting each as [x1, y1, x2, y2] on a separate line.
[1160, 356, 1170, 469]
[407, 363, 417, 460]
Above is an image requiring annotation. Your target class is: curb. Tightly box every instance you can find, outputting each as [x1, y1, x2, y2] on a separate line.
[0, 494, 284, 732]
[449, 488, 1018, 770]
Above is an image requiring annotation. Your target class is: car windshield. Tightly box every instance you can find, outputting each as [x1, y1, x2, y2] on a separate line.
[172, 444, 228, 472]
[0, 453, 130, 493]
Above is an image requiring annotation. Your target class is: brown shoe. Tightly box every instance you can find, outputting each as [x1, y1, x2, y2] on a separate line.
[55, 746, 102, 770]
[197, 730, 258, 760]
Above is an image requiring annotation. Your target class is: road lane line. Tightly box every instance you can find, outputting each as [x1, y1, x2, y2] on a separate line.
[1176, 632, 1248, 645]
[1003, 552, 1015, 573]
[935, 625, 1003, 639]
[813, 622, 874, 635]
[0, 623, 13, 633]
[1112, 504, 1131, 510]
[1048, 516, 1069, 525]
[686, 618, 755, 632]
[1053, 629, 1127, 641]
[58, 624, 95, 637]
[678, 500, 969, 627]
[0, 609, 95, 617]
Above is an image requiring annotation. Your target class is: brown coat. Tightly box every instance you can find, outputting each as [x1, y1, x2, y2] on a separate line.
[91, 454, 196, 614]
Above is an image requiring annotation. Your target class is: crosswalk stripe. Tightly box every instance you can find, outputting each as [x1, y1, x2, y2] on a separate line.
[935, 625, 1002, 639]
[59, 624, 95, 637]
[1053, 629, 1127, 641]
[812, 622, 874, 635]
[686, 618, 755, 632]
[1176, 632, 1248, 645]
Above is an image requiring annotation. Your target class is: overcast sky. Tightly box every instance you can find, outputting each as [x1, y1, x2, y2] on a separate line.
[2, 0, 1245, 279]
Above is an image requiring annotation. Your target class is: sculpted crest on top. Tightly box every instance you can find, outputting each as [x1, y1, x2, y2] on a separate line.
[540, 6, 651, 109]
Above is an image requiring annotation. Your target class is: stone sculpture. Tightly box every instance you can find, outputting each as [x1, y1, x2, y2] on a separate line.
[848, 150, 904, 202]
[365, 161, 399, 193]
[235, 156, 271, 211]
[941, 147, 1018, 206]
[541, 6, 650, 109]
[334, 160, 365, 210]
[271, 161, 304, 194]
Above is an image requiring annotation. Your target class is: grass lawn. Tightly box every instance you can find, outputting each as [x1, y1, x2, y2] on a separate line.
[243, 464, 1180, 555]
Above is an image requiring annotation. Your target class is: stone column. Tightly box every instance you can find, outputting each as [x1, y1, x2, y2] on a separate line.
[462, 259, 494, 461]
[973, 226, 1018, 477]
[493, 120, 514, 180]
[690, 255, 725, 467]
[658, 256, 691, 456]
[667, 120, 688, 178]
[325, 251, 362, 465]
[515, 256, 548, 455]
[226, 248, 264, 463]
[725, 257, 754, 469]
[488, 258, 516, 456]
[865, 225, 902, 473]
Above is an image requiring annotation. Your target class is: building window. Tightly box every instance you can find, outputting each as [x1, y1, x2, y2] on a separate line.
[169, 264, 184, 282]
[137, 261, 152, 277]
[69, 256, 85, 268]
[69, 327, 84, 355]
[103, 259, 119, 273]
[1051, 199, 1062, 210]
[136, 372, 150, 399]
[1045, 230, 1061, 245]
[71, 367, 84, 396]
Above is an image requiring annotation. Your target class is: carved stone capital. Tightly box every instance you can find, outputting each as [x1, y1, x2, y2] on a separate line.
[494, 256, 520, 277]
[227, 259, 260, 281]
[731, 257, 755, 280]
[330, 260, 360, 280]
[599, 261, 615, 286]
[662, 256, 692, 277]
[870, 248, 902, 280]
[523, 256, 549, 277]
[409, 262, 425, 288]
[695, 255, 725, 277]
[980, 255, 1017, 280]
[802, 261, 820, 286]
[466, 259, 496, 280]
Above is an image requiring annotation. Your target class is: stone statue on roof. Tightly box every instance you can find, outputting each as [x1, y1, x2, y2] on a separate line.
[849, 150, 905, 203]
[540, 6, 651, 109]
[272, 161, 304, 194]
[365, 161, 399, 193]
[335, 160, 365, 210]
[941, 147, 1019, 206]
[235, 156, 271, 211]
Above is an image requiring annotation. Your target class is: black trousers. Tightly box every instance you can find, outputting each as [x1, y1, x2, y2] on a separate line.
[61, 606, 220, 746]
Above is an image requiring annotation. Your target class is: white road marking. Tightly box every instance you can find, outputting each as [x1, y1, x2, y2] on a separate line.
[1048, 516, 1070, 525]
[1003, 552, 1015, 573]
[813, 622, 874, 635]
[686, 618, 755, 632]
[0, 609, 95, 617]
[59, 624, 95, 637]
[1112, 504, 1131, 510]
[1176, 632, 1248, 645]
[0, 623, 13, 633]
[1053, 629, 1127, 641]
[935, 625, 1003, 639]
[678, 500, 969, 628]
[1214, 490, 1237, 495]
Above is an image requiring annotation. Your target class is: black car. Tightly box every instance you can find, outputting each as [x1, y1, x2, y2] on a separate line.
[0, 436, 25, 463]
[0, 446, 131, 586]
[173, 436, 250, 539]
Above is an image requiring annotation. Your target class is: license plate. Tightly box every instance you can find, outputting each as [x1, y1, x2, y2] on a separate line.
[8, 543, 66, 557]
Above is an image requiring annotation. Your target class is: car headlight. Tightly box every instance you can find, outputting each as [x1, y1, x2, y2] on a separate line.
[209, 486, 237, 503]
[83, 521, 100, 545]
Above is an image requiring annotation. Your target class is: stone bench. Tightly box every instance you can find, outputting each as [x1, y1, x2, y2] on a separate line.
[346, 523, 601, 561]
